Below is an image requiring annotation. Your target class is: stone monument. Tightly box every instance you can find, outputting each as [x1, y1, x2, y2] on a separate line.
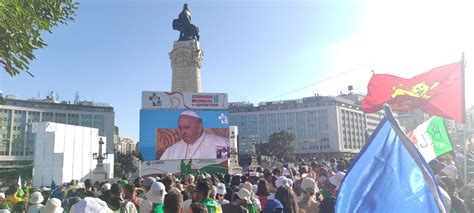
[170, 4, 203, 92]
[93, 138, 108, 182]
[228, 126, 243, 174]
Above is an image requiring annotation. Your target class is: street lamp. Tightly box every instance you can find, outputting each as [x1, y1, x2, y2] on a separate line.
[93, 138, 108, 168]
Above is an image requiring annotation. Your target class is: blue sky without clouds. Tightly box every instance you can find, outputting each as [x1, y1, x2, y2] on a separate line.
[1, 0, 472, 141]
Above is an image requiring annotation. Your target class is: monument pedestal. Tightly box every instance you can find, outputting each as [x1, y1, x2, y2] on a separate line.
[248, 154, 259, 171]
[228, 154, 243, 175]
[170, 39, 203, 92]
[93, 165, 107, 182]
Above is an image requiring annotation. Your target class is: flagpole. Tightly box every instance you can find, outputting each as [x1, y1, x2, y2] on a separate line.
[461, 52, 468, 185]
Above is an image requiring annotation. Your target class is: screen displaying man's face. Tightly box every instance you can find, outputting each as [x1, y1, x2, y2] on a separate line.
[178, 115, 203, 144]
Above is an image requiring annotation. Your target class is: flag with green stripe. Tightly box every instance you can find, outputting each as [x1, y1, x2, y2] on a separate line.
[407, 116, 453, 162]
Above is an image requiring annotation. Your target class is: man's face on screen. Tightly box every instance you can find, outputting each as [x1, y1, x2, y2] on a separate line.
[178, 115, 203, 144]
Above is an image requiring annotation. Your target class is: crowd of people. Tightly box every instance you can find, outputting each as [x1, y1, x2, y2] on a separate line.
[0, 151, 471, 213]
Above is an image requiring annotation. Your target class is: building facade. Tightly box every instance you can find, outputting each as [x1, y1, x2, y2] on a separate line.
[0, 95, 114, 169]
[229, 94, 383, 158]
[116, 137, 136, 155]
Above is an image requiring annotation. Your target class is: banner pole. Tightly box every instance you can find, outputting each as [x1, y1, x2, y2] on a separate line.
[461, 52, 468, 184]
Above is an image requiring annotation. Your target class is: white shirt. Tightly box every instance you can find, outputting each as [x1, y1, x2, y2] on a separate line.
[139, 198, 153, 213]
[70, 197, 111, 213]
[160, 132, 229, 160]
[27, 204, 44, 213]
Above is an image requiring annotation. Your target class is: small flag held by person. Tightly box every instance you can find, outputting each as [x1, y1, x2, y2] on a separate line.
[335, 106, 446, 212]
[407, 116, 454, 163]
[17, 175, 25, 197]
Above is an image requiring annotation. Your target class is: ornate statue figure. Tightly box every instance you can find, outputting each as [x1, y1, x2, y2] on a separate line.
[172, 4, 200, 41]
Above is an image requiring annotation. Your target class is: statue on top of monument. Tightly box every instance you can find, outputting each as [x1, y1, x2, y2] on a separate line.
[172, 3, 200, 41]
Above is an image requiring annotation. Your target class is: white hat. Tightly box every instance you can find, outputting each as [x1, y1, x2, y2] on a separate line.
[249, 172, 259, 177]
[70, 197, 110, 213]
[180, 110, 201, 119]
[216, 183, 226, 195]
[29, 192, 44, 204]
[147, 181, 167, 204]
[440, 165, 457, 180]
[143, 177, 156, 188]
[41, 198, 63, 213]
[300, 178, 319, 194]
[275, 176, 290, 188]
[329, 171, 346, 190]
[234, 188, 252, 204]
[101, 183, 111, 191]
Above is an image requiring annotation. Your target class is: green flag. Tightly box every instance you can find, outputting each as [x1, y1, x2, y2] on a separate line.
[407, 116, 454, 162]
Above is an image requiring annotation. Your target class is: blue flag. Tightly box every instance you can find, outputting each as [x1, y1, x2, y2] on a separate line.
[335, 106, 446, 212]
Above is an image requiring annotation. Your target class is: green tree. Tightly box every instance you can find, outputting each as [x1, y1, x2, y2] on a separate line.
[0, 0, 78, 76]
[256, 130, 296, 162]
[116, 152, 137, 178]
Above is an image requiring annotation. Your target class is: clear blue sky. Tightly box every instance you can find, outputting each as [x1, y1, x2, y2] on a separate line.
[1, 0, 472, 141]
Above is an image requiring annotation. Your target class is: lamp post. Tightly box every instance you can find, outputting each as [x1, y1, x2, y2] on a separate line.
[93, 138, 108, 168]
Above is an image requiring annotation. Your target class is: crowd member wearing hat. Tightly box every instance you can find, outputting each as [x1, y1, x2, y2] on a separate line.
[274, 186, 299, 213]
[163, 189, 183, 213]
[328, 164, 346, 192]
[293, 166, 309, 196]
[139, 177, 156, 213]
[255, 180, 270, 209]
[160, 110, 229, 160]
[146, 182, 167, 213]
[262, 199, 283, 213]
[221, 188, 251, 213]
[0, 193, 7, 210]
[240, 182, 261, 213]
[298, 178, 320, 213]
[39, 198, 63, 213]
[27, 192, 44, 213]
[215, 183, 229, 205]
[99, 183, 112, 202]
[224, 176, 241, 202]
[440, 164, 458, 180]
[192, 180, 221, 213]
[70, 196, 110, 213]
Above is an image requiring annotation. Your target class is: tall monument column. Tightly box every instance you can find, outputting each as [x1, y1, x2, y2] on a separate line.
[170, 4, 203, 93]
[170, 40, 203, 92]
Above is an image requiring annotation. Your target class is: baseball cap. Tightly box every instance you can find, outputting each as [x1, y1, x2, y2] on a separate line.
[234, 188, 251, 204]
[262, 199, 283, 213]
[101, 183, 111, 191]
[216, 183, 226, 195]
[142, 177, 156, 188]
[146, 182, 167, 204]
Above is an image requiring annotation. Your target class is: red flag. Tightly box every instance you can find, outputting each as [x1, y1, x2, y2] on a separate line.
[362, 61, 464, 122]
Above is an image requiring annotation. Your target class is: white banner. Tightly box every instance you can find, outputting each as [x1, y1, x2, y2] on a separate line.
[142, 91, 228, 110]
[140, 159, 228, 176]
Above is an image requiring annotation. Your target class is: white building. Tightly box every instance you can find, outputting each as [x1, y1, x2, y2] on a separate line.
[32, 122, 113, 186]
[0, 93, 114, 169]
[229, 94, 383, 158]
[117, 137, 136, 155]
